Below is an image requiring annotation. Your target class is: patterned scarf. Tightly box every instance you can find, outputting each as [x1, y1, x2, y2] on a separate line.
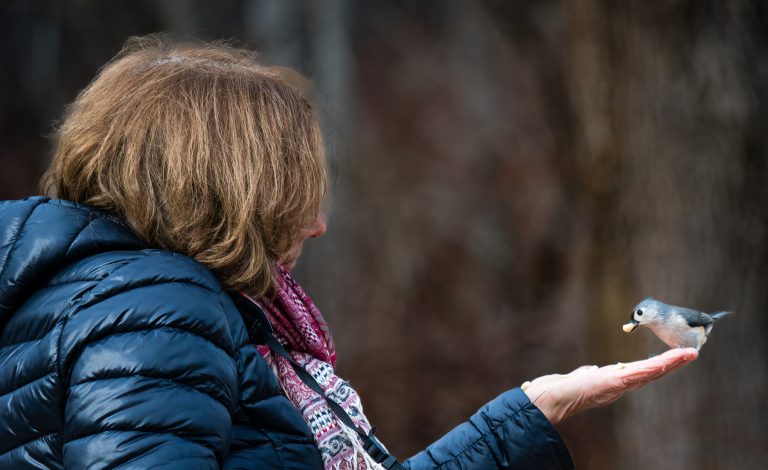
[242, 265, 386, 470]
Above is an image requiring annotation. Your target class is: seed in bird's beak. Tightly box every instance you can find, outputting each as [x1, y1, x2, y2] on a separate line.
[622, 321, 639, 333]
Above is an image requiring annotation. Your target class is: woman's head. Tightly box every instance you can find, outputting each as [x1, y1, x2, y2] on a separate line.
[41, 35, 328, 298]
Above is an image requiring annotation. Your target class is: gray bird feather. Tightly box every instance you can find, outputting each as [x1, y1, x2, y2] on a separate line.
[674, 306, 714, 327]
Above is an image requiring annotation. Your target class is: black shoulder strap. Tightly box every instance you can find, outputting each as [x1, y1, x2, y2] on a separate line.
[232, 293, 406, 470]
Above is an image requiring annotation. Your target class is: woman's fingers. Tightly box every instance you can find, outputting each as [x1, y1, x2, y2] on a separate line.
[621, 348, 698, 376]
[614, 348, 698, 387]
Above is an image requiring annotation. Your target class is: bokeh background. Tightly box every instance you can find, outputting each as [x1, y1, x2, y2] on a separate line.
[2, 1, 767, 468]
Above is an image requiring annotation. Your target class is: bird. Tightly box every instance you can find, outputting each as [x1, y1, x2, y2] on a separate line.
[622, 297, 730, 350]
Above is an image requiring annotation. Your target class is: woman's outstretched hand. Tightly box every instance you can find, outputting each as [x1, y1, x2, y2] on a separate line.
[522, 348, 699, 426]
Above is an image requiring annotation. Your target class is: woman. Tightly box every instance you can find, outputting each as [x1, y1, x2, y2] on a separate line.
[0, 36, 697, 469]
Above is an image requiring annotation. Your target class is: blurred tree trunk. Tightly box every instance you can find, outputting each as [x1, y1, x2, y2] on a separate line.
[562, 1, 768, 468]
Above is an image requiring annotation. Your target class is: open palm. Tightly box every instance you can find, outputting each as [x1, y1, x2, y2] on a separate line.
[523, 348, 699, 425]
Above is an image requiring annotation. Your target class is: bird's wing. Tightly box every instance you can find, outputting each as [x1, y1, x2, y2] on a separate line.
[676, 307, 712, 327]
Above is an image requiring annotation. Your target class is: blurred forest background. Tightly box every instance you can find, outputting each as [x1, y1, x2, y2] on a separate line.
[2, 1, 767, 468]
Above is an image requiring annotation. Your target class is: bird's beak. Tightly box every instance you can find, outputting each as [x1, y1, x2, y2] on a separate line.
[622, 319, 639, 333]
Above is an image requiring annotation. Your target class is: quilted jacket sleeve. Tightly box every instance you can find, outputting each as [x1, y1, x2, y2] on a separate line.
[403, 388, 573, 470]
[57, 253, 240, 470]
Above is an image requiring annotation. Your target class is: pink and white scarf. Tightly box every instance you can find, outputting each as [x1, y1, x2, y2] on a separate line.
[242, 265, 386, 470]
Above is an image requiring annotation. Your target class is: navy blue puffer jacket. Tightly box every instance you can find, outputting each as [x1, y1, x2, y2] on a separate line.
[0, 197, 573, 469]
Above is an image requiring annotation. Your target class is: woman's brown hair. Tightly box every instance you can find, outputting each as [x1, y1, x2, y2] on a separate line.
[41, 35, 328, 298]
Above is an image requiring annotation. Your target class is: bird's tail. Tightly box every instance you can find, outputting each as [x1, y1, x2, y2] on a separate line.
[711, 311, 731, 320]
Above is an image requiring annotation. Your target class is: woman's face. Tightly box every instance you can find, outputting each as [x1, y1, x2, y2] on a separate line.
[278, 212, 327, 271]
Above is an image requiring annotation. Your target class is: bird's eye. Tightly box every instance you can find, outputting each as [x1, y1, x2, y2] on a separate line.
[637, 309, 643, 316]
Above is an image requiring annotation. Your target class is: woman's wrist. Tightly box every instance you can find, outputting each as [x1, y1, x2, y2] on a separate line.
[523, 383, 571, 426]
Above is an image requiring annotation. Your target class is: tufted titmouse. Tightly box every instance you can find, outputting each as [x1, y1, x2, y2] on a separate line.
[622, 297, 730, 350]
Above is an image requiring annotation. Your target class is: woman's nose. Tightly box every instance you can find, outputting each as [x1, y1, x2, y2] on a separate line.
[307, 213, 327, 238]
